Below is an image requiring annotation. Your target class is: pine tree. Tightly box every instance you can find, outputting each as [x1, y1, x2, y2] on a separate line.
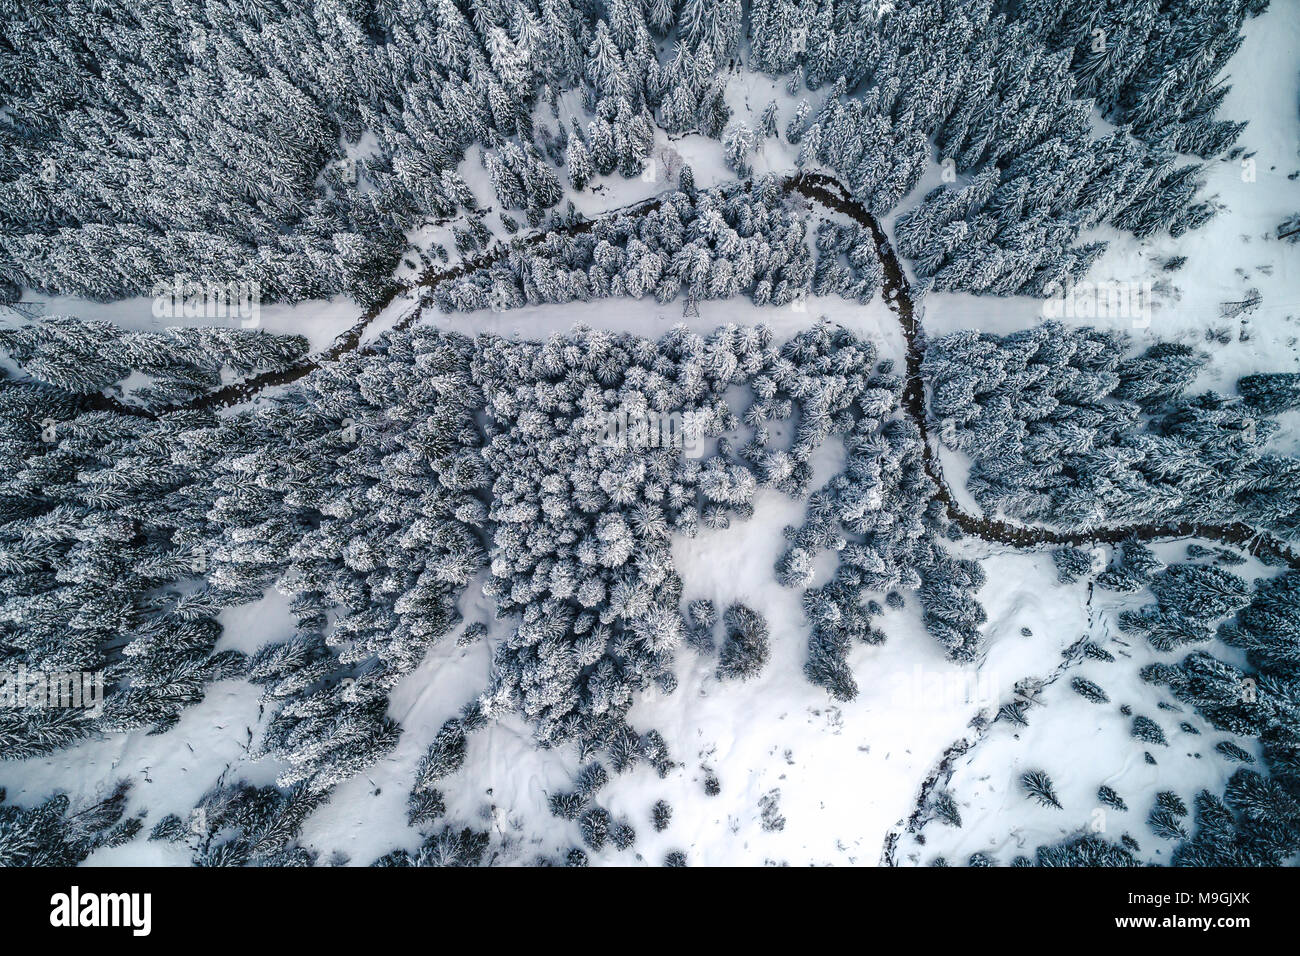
[1022, 770, 1063, 809]
[717, 603, 771, 681]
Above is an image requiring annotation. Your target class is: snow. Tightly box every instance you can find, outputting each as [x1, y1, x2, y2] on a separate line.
[4, 4, 1299, 869]
[917, 3, 1300, 400]
[2, 293, 362, 357]
[0, 589, 300, 864]
[895, 542, 1278, 867]
[0, 292, 919, 867]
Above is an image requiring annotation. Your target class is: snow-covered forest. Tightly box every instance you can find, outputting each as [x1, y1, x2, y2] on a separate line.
[1, 0, 1299, 871]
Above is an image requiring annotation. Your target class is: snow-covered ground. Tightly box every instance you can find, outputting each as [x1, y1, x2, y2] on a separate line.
[883, 6, 1300, 865]
[0, 290, 915, 865]
[896, 542, 1277, 867]
[3, 3, 1298, 869]
[917, 4, 1300, 397]
[3, 293, 364, 356]
[2, 276, 1254, 867]
[0, 287, 1055, 867]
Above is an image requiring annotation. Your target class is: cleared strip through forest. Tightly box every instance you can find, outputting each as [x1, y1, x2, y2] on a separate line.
[87, 173, 1300, 570]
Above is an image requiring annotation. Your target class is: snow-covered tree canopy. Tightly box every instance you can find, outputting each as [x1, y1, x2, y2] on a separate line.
[3, 0, 1298, 875]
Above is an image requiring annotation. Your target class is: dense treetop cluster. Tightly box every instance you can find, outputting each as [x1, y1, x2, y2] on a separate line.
[0, 306, 990, 839]
[2, 0, 1293, 868]
[432, 177, 824, 315]
[924, 323, 1300, 537]
[0, 0, 1261, 305]
[0, 319, 309, 407]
